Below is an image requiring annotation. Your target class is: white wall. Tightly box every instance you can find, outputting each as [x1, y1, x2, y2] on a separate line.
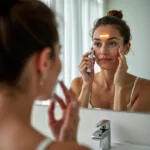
[107, 0, 150, 79]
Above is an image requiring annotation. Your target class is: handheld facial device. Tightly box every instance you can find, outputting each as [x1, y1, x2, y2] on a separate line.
[86, 50, 94, 73]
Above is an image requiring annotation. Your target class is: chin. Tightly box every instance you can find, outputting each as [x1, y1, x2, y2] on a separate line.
[100, 64, 112, 70]
[99, 64, 117, 71]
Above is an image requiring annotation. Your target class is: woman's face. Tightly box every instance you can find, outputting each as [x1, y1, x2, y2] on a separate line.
[92, 25, 126, 71]
[38, 42, 61, 100]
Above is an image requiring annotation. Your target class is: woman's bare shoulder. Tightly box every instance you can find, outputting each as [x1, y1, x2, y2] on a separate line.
[136, 77, 150, 97]
[71, 77, 83, 98]
[127, 74, 150, 89]
[130, 77, 150, 112]
[138, 77, 150, 89]
[49, 141, 90, 150]
[71, 77, 83, 87]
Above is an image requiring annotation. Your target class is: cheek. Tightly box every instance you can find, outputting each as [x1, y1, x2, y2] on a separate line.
[93, 49, 99, 57]
[109, 49, 119, 58]
[57, 58, 61, 74]
[48, 57, 61, 83]
[53, 57, 61, 79]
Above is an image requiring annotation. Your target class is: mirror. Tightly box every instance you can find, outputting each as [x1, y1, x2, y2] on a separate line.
[36, 0, 150, 113]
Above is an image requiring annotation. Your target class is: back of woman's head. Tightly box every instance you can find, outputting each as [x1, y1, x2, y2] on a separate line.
[92, 10, 131, 45]
[0, 0, 58, 85]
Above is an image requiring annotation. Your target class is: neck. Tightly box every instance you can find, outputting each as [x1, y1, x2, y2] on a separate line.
[0, 86, 35, 126]
[98, 70, 116, 89]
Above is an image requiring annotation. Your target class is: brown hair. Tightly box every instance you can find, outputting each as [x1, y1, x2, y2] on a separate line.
[107, 10, 123, 19]
[92, 10, 131, 45]
[0, 0, 58, 84]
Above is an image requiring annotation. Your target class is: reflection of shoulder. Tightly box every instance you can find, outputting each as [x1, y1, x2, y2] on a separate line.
[138, 78, 150, 93]
[71, 77, 83, 87]
[71, 77, 83, 98]
[136, 78, 150, 109]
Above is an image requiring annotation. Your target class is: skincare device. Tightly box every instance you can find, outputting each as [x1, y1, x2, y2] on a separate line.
[86, 50, 94, 73]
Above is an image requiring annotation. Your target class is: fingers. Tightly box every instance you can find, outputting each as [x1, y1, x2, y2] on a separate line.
[79, 51, 95, 65]
[118, 57, 123, 69]
[59, 81, 71, 104]
[48, 100, 56, 124]
[78, 51, 95, 73]
[118, 48, 128, 70]
[59, 100, 79, 141]
[118, 48, 126, 61]
[63, 100, 79, 129]
[54, 93, 67, 109]
[79, 53, 95, 75]
[82, 51, 91, 57]
[80, 61, 93, 70]
[79, 57, 93, 69]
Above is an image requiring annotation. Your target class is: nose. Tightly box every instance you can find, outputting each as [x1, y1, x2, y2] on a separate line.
[94, 44, 108, 55]
[100, 44, 109, 55]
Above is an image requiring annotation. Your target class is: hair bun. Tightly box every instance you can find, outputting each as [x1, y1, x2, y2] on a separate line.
[107, 10, 123, 19]
[0, 0, 19, 16]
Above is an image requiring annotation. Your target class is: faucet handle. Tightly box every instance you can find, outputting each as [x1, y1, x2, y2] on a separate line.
[96, 119, 110, 129]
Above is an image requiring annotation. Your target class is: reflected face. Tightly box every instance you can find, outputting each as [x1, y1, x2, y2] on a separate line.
[92, 25, 124, 71]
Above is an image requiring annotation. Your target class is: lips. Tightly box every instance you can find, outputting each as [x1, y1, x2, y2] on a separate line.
[100, 58, 113, 60]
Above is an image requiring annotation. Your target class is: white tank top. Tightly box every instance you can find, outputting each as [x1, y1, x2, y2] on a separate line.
[88, 77, 139, 110]
[36, 138, 53, 150]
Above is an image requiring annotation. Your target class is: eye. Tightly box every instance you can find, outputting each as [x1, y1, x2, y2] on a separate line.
[109, 41, 117, 46]
[94, 42, 101, 47]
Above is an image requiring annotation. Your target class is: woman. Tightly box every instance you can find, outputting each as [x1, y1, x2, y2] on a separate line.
[71, 10, 150, 112]
[0, 0, 89, 150]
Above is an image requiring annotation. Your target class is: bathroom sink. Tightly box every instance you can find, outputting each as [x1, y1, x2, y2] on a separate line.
[110, 143, 150, 150]
[88, 142, 150, 150]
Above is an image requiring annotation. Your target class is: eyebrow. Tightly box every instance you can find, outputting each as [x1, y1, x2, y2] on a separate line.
[93, 37, 120, 41]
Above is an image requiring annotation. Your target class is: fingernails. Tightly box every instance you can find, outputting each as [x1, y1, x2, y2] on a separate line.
[51, 98, 56, 103]
[59, 80, 63, 84]
[72, 100, 77, 108]
[51, 93, 57, 101]
[51, 93, 55, 99]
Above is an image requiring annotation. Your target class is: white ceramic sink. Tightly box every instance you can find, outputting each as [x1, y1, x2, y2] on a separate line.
[111, 143, 150, 150]
[89, 142, 150, 150]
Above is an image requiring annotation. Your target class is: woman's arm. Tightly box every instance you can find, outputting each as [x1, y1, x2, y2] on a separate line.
[113, 85, 127, 111]
[71, 78, 92, 108]
[113, 48, 128, 111]
[71, 52, 95, 108]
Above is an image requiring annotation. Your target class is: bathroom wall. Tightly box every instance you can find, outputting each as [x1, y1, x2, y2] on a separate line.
[107, 0, 150, 79]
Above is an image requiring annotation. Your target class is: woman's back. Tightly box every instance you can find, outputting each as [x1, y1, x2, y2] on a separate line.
[0, 1, 90, 150]
[0, 117, 89, 150]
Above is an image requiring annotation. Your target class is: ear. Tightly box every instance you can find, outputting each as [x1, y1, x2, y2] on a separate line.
[124, 42, 131, 55]
[36, 47, 52, 77]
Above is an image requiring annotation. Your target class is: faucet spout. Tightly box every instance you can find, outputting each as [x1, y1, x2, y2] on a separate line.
[91, 120, 111, 150]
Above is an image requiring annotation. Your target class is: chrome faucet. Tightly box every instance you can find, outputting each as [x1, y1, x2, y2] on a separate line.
[91, 120, 111, 150]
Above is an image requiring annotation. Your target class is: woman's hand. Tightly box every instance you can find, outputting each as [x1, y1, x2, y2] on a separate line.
[48, 81, 79, 141]
[78, 51, 95, 85]
[114, 48, 128, 87]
